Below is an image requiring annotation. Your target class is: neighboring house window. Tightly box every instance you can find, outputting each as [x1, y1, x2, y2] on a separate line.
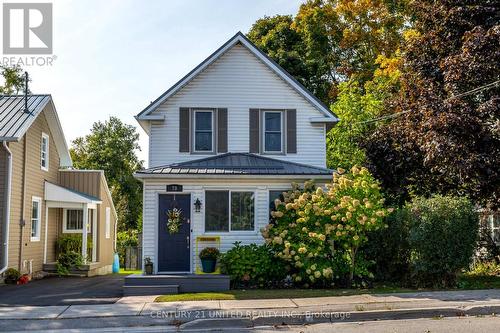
[105, 207, 111, 239]
[490, 214, 500, 244]
[205, 190, 255, 232]
[269, 190, 286, 223]
[41, 132, 49, 171]
[63, 209, 91, 233]
[263, 111, 283, 153]
[193, 110, 214, 152]
[31, 197, 42, 241]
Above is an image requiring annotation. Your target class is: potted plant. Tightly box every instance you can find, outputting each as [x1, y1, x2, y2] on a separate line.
[144, 257, 154, 275]
[4, 268, 20, 284]
[199, 247, 220, 273]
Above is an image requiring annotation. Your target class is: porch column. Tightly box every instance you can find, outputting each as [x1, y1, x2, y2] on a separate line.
[82, 204, 88, 263]
[91, 209, 97, 262]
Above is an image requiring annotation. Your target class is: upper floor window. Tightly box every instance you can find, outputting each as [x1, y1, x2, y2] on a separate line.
[263, 111, 283, 153]
[193, 110, 214, 152]
[41, 132, 49, 171]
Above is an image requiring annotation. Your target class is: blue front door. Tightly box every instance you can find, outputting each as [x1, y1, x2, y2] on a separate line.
[158, 194, 191, 272]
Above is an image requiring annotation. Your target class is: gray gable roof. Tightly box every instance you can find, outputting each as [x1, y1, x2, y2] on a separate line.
[0, 94, 72, 167]
[136, 153, 333, 177]
[136, 32, 338, 121]
[0, 94, 50, 140]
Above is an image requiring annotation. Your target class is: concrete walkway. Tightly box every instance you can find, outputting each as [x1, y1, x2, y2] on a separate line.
[0, 289, 499, 321]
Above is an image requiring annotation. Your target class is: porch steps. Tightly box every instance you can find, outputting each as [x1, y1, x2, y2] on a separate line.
[123, 284, 179, 296]
[43, 262, 102, 277]
[123, 274, 230, 296]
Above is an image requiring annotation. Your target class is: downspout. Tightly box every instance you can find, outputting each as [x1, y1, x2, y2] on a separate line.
[18, 135, 28, 271]
[0, 141, 12, 274]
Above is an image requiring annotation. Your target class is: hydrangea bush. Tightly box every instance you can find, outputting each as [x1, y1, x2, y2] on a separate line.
[262, 166, 392, 287]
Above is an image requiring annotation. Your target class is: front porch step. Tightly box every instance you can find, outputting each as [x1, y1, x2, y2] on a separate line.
[123, 284, 179, 296]
[123, 274, 230, 296]
[43, 262, 102, 277]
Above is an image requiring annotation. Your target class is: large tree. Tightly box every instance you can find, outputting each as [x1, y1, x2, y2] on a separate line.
[363, 0, 500, 208]
[248, 0, 408, 105]
[70, 117, 143, 230]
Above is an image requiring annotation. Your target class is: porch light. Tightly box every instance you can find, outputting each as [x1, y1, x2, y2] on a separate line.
[194, 198, 202, 212]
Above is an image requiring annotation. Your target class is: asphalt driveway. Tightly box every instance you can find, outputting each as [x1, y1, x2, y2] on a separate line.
[0, 274, 125, 306]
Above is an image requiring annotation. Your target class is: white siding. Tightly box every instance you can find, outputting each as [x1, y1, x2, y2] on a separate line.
[142, 178, 327, 273]
[149, 44, 327, 168]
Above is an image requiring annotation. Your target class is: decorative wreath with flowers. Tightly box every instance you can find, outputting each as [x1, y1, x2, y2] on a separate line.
[166, 208, 183, 234]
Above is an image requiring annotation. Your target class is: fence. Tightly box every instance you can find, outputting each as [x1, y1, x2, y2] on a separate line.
[124, 246, 143, 270]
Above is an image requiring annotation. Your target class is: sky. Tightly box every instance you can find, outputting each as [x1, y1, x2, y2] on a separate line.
[7, 0, 303, 167]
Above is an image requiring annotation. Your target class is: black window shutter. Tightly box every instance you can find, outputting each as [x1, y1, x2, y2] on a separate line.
[217, 108, 228, 153]
[286, 109, 297, 153]
[249, 109, 260, 153]
[179, 107, 190, 152]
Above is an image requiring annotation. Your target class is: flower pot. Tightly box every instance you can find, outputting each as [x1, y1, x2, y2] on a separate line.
[144, 263, 153, 275]
[201, 258, 217, 273]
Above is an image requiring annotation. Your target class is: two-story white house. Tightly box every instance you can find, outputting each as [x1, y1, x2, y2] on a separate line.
[134, 32, 338, 279]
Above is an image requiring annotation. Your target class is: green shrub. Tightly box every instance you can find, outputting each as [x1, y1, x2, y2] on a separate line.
[220, 242, 287, 288]
[4, 268, 20, 284]
[117, 230, 139, 266]
[407, 195, 478, 287]
[362, 208, 411, 283]
[56, 234, 92, 259]
[56, 251, 83, 276]
[262, 166, 392, 287]
[466, 261, 500, 277]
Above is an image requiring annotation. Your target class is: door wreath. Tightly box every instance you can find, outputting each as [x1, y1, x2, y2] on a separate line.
[166, 208, 183, 234]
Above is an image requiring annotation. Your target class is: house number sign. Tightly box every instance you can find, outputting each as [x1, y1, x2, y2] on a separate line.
[166, 184, 183, 192]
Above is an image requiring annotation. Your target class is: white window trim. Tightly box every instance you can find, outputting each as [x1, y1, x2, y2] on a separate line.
[262, 110, 285, 154]
[105, 207, 111, 239]
[30, 196, 42, 242]
[192, 109, 215, 153]
[203, 190, 257, 233]
[41, 132, 49, 171]
[62, 208, 91, 233]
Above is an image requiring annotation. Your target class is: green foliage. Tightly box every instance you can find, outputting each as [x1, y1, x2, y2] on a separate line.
[0, 65, 26, 94]
[466, 261, 500, 277]
[247, 0, 408, 106]
[407, 195, 479, 287]
[70, 117, 143, 230]
[364, 1, 500, 208]
[362, 208, 411, 283]
[4, 268, 21, 284]
[117, 229, 139, 266]
[56, 251, 83, 276]
[220, 242, 288, 288]
[56, 234, 92, 259]
[263, 166, 392, 287]
[326, 81, 382, 169]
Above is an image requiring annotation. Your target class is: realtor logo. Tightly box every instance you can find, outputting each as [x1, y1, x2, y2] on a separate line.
[3, 3, 53, 54]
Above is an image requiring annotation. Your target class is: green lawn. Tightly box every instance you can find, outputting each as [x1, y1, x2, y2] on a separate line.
[155, 275, 500, 303]
[118, 268, 142, 275]
[155, 285, 414, 302]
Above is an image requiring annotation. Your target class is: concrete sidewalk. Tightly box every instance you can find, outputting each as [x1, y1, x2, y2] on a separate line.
[0, 289, 499, 321]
